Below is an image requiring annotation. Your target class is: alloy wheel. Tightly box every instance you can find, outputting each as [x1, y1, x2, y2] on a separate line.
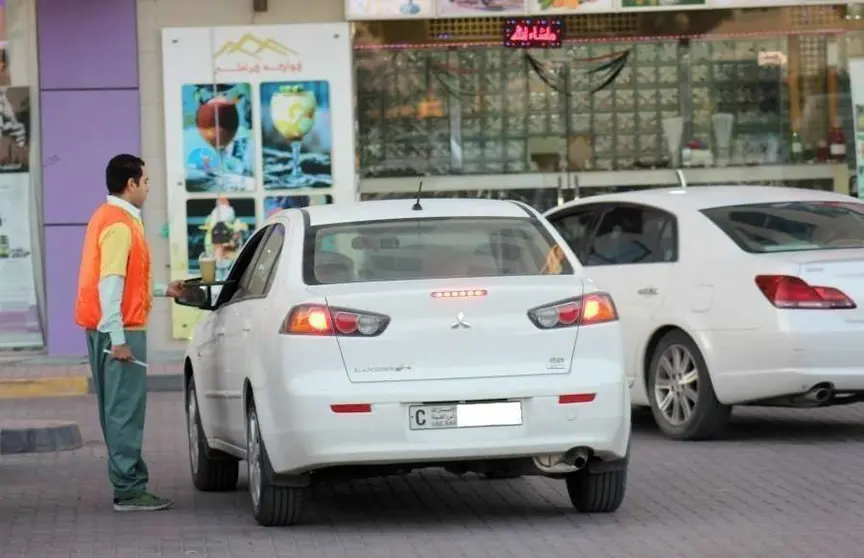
[653, 344, 700, 426]
[247, 410, 262, 510]
[187, 387, 199, 475]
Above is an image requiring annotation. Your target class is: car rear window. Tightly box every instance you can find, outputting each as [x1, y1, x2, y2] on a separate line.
[304, 217, 573, 284]
[701, 201, 864, 253]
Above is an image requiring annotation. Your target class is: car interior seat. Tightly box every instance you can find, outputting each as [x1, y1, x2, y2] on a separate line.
[314, 251, 356, 283]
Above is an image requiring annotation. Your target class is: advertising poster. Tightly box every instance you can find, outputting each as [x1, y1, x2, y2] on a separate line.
[529, 0, 614, 12]
[346, 0, 434, 18]
[260, 81, 332, 189]
[162, 24, 354, 339]
[709, 1, 843, 5]
[186, 197, 255, 281]
[0, 86, 29, 173]
[0, 174, 42, 350]
[620, 0, 706, 7]
[0, 84, 41, 350]
[437, 0, 527, 16]
[264, 195, 333, 218]
[182, 82, 255, 192]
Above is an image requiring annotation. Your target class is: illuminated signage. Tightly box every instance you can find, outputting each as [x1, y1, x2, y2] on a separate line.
[503, 17, 564, 49]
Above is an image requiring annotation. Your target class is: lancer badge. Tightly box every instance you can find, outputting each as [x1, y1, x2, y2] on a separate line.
[451, 312, 471, 329]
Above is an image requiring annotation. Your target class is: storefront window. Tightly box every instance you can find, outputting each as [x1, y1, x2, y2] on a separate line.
[353, 5, 854, 207]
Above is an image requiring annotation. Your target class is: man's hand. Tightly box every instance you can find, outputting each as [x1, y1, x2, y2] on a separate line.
[110, 344, 134, 361]
[166, 280, 185, 299]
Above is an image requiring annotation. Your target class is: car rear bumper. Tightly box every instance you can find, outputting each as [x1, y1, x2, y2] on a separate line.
[702, 329, 864, 404]
[712, 367, 864, 404]
[256, 373, 631, 475]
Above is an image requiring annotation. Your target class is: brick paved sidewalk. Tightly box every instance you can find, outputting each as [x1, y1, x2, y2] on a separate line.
[2, 395, 864, 557]
[0, 350, 184, 379]
[0, 350, 185, 397]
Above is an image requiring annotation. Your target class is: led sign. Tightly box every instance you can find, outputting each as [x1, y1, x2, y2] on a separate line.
[503, 17, 564, 49]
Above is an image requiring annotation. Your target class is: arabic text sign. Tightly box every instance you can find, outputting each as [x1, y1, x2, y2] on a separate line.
[213, 32, 304, 77]
[503, 17, 564, 48]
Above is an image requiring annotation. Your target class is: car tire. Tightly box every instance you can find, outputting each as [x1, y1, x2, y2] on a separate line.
[647, 329, 731, 441]
[186, 378, 239, 492]
[246, 399, 307, 527]
[565, 466, 627, 513]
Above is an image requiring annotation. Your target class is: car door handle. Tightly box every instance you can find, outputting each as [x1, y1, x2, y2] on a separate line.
[637, 287, 659, 296]
[242, 324, 252, 333]
[215, 328, 226, 337]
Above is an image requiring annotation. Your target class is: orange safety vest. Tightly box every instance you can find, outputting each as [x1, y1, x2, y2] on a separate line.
[74, 203, 152, 330]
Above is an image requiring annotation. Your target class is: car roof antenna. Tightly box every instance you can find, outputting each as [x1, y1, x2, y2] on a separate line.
[412, 180, 424, 211]
[676, 169, 687, 189]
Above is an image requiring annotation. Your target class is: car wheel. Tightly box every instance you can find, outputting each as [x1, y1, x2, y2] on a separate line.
[186, 378, 239, 491]
[565, 466, 627, 513]
[647, 329, 731, 440]
[246, 400, 307, 527]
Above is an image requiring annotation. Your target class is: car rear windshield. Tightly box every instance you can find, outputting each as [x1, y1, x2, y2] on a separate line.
[701, 201, 864, 253]
[304, 217, 574, 284]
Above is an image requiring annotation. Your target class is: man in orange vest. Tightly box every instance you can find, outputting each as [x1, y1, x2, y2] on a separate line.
[75, 154, 184, 512]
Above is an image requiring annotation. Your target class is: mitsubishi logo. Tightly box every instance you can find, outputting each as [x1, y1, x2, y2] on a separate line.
[451, 312, 471, 329]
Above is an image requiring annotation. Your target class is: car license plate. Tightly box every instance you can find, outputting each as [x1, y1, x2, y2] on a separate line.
[408, 402, 522, 430]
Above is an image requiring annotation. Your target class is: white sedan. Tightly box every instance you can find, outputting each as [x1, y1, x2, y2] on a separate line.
[544, 185, 864, 441]
[177, 198, 631, 526]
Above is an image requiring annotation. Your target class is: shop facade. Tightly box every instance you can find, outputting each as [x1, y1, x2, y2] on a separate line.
[353, 1, 857, 204]
[2, 0, 862, 357]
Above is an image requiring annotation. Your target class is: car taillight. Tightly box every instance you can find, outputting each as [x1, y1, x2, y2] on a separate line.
[280, 304, 390, 336]
[755, 275, 856, 309]
[527, 293, 618, 329]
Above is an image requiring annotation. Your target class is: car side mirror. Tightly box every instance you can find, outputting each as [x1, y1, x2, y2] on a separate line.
[174, 279, 234, 311]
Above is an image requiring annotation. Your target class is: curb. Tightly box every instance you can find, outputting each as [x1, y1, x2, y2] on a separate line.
[0, 420, 84, 455]
[0, 374, 184, 399]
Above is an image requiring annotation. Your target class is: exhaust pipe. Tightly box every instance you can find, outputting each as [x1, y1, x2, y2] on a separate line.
[803, 384, 834, 404]
[563, 446, 591, 469]
[532, 447, 592, 474]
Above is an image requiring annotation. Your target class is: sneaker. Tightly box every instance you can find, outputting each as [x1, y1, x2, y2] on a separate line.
[113, 492, 174, 512]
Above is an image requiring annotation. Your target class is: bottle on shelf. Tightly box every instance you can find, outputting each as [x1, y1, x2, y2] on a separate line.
[681, 141, 693, 167]
[816, 139, 830, 163]
[789, 124, 803, 163]
[828, 119, 847, 163]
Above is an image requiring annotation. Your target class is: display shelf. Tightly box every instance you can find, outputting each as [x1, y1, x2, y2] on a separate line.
[353, 13, 845, 180]
[690, 37, 790, 164]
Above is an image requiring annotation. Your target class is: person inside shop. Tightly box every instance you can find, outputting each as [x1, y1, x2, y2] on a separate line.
[74, 154, 185, 512]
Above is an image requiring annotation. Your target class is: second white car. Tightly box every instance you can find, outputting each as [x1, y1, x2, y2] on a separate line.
[545, 185, 864, 441]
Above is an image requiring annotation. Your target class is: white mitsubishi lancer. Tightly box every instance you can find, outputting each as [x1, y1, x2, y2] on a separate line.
[176, 198, 631, 526]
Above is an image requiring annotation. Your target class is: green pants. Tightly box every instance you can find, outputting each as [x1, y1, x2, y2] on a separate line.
[85, 329, 149, 500]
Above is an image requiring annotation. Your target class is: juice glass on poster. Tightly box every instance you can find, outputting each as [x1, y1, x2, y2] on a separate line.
[270, 85, 317, 187]
[196, 95, 240, 190]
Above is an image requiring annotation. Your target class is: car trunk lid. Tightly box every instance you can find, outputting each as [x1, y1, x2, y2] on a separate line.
[307, 277, 584, 383]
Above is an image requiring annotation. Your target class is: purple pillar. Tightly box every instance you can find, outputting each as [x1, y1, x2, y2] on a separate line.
[37, 0, 140, 355]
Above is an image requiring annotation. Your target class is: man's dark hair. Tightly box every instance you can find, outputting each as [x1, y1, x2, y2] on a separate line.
[106, 154, 145, 195]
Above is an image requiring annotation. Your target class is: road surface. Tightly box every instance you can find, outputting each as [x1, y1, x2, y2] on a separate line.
[1, 394, 864, 557]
